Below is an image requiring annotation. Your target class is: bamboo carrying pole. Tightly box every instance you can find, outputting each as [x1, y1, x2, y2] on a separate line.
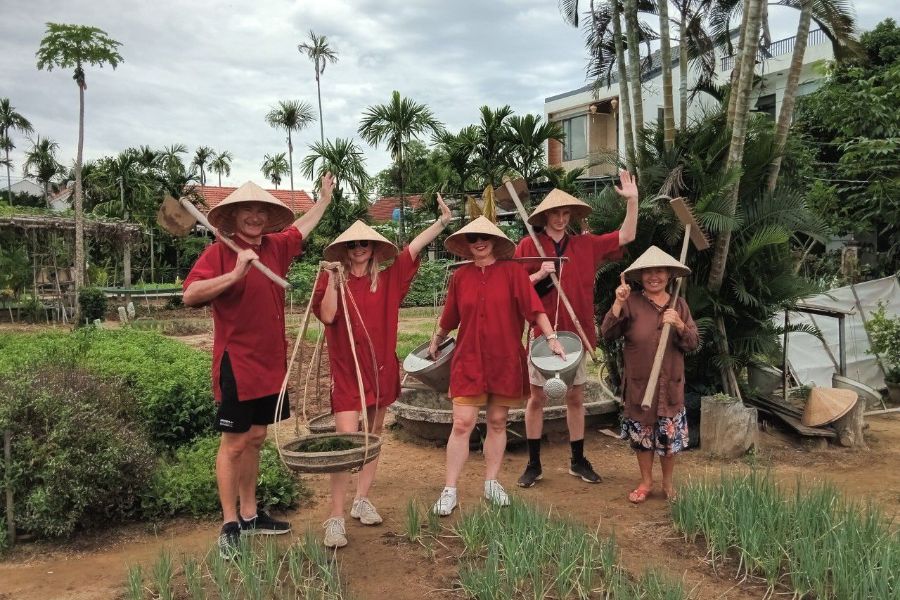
[4, 430, 13, 547]
[502, 177, 598, 363]
[176, 197, 291, 289]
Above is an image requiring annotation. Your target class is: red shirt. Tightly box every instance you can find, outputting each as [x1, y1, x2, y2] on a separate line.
[439, 260, 545, 399]
[312, 248, 421, 413]
[184, 226, 303, 402]
[514, 231, 622, 348]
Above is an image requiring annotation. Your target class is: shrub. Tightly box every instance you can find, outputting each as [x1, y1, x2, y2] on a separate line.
[402, 259, 451, 307]
[78, 286, 108, 323]
[865, 303, 900, 383]
[287, 261, 320, 304]
[0, 367, 157, 538]
[144, 436, 303, 518]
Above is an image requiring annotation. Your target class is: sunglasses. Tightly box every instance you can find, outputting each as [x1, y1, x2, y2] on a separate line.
[345, 240, 370, 250]
[464, 233, 492, 244]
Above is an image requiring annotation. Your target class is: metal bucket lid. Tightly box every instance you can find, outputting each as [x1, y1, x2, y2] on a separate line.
[530, 331, 583, 378]
[403, 337, 456, 375]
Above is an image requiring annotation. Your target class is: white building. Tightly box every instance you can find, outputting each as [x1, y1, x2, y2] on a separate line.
[545, 29, 834, 177]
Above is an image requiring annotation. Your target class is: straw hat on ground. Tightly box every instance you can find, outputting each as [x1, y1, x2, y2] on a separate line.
[528, 188, 593, 226]
[444, 216, 516, 260]
[622, 246, 691, 282]
[324, 220, 399, 263]
[207, 181, 295, 233]
[801, 387, 857, 427]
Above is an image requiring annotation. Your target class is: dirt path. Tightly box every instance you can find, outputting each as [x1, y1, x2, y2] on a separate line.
[3, 327, 899, 599]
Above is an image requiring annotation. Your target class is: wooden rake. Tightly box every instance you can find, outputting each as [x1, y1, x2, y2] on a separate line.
[641, 197, 709, 409]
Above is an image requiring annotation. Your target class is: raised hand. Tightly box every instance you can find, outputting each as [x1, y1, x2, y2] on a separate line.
[320, 171, 335, 202]
[615, 272, 631, 303]
[614, 169, 638, 202]
[436, 193, 451, 226]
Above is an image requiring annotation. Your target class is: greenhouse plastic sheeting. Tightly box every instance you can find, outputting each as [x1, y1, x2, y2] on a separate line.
[780, 276, 900, 390]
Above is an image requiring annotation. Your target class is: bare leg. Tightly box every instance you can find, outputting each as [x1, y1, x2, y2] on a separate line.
[237, 425, 267, 519]
[660, 453, 676, 498]
[483, 404, 510, 481]
[329, 410, 361, 518]
[565, 384, 586, 441]
[216, 431, 253, 523]
[524, 384, 546, 439]
[355, 407, 388, 499]
[445, 404, 478, 487]
[635, 449, 654, 491]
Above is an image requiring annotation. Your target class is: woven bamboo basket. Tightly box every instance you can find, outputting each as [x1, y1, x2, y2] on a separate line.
[280, 432, 382, 473]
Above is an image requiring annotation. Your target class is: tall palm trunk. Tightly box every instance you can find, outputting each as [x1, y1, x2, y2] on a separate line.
[623, 0, 645, 165]
[5, 151, 13, 207]
[75, 79, 86, 301]
[316, 62, 325, 145]
[218, 172, 222, 187]
[766, 0, 811, 192]
[726, 5, 751, 128]
[613, 0, 637, 169]
[287, 130, 295, 206]
[679, 18, 689, 128]
[658, 0, 676, 150]
[707, 0, 763, 397]
[398, 145, 406, 245]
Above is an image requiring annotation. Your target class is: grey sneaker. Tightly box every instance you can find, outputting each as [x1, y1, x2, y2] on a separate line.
[432, 487, 458, 517]
[517, 463, 543, 488]
[350, 497, 383, 525]
[484, 480, 510, 506]
[239, 509, 291, 535]
[218, 521, 241, 560]
[569, 457, 602, 483]
[323, 517, 348, 549]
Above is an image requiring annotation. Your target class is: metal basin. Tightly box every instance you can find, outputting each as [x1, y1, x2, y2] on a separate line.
[402, 337, 455, 393]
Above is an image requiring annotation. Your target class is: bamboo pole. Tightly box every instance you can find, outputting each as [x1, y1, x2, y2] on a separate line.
[4, 430, 13, 548]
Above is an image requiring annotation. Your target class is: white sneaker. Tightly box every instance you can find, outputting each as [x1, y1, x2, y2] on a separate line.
[484, 480, 510, 507]
[350, 497, 383, 525]
[432, 487, 458, 516]
[322, 517, 347, 548]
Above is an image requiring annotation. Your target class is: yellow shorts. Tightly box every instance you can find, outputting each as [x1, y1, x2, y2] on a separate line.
[452, 393, 524, 408]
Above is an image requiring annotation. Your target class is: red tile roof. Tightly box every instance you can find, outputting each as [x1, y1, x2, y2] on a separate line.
[368, 194, 424, 222]
[195, 185, 314, 214]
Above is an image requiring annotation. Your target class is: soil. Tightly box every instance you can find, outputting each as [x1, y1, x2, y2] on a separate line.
[2, 325, 899, 599]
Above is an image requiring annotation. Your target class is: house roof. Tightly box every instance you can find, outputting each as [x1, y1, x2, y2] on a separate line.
[368, 194, 424, 222]
[195, 185, 314, 214]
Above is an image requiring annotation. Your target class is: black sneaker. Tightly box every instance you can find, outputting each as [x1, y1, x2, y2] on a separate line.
[239, 510, 291, 535]
[517, 462, 543, 488]
[218, 521, 241, 559]
[569, 458, 602, 483]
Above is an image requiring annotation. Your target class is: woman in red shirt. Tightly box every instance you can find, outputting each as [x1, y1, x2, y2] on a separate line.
[312, 195, 451, 548]
[428, 217, 565, 516]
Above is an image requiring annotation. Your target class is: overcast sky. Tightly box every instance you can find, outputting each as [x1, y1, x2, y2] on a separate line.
[3, 0, 896, 193]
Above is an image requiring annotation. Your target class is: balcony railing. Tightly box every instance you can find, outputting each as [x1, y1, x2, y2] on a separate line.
[720, 28, 826, 71]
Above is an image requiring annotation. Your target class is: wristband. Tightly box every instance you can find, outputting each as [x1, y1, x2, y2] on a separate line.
[546, 333, 558, 340]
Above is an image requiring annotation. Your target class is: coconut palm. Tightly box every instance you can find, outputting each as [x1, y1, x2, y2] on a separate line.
[297, 30, 338, 145]
[36, 23, 123, 291]
[22, 136, 64, 207]
[469, 105, 514, 188]
[192, 146, 214, 186]
[358, 90, 443, 243]
[161, 143, 187, 175]
[210, 150, 233, 187]
[300, 138, 370, 203]
[261, 153, 289, 189]
[265, 100, 315, 205]
[1, 99, 34, 206]
[503, 114, 565, 189]
[433, 126, 479, 194]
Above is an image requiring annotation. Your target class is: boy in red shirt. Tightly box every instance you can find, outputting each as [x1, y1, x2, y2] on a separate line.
[514, 171, 638, 487]
[184, 174, 334, 558]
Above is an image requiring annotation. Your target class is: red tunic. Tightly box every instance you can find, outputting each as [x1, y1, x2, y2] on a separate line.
[312, 248, 421, 413]
[514, 231, 622, 348]
[183, 226, 303, 403]
[439, 261, 545, 399]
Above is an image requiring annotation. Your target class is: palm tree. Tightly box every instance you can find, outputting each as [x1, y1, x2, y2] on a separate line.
[301, 138, 371, 203]
[503, 114, 565, 189]
[161, 143, 187, 175]
[657, 0, 677, 149]
[358, 90, 442, 243]
[623, 0, 646, 164]
[297, 31, 338, 145]
[210, 150, 233, 187]
[265, 100, 315, 205]
[36, 23, 123, 292]
[470, 105, 514, 188]
[192, 146, 214, 186]
[22, 137, 64, 207]
[261, 153, 289, 189]
[433, 126, 479, 194]
[0, 99, 34, 206]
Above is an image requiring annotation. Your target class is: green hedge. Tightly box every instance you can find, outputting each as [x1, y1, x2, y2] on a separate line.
[144, 436, 303, 517]
[0, 329, 215, 447]
[402, 259, 451, 308]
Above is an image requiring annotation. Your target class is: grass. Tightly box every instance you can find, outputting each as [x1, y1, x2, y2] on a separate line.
[671, 471, 900, 599]
[125, 532, 349, 599]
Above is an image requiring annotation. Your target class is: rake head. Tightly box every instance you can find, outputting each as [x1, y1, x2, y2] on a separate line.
[670, 197, 710, 251]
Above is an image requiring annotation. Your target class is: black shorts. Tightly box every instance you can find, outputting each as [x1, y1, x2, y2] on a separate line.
[215, 351, 290, 433]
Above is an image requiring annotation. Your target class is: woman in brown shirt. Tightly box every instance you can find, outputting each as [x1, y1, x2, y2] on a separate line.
[600, 246, 699, 503]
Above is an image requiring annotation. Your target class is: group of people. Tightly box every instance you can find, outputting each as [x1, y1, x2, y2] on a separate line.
[182, 171, 699, 557]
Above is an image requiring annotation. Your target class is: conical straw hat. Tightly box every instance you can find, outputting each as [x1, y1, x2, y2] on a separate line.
[444, 216, 516, 259]
[207, 181, 295, 233]
[528, 188, 592, 225]
[324, 220, 399, 263]
[622, 246, 691, 282]
[801, 387, 857, 427]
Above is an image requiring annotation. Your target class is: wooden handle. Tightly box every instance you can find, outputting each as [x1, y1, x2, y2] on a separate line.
[502, 178, 598, 363]
[178, 198, 291, 289]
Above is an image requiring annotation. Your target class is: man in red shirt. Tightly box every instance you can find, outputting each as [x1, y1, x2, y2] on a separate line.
[515, 171, 638, 488]
[183, 174, 334, 558]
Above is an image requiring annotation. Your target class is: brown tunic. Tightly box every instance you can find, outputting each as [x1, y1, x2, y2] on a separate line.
[600, 291, 699, 425]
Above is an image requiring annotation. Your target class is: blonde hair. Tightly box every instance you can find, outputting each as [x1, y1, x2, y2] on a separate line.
[342, 254, 380, 292]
